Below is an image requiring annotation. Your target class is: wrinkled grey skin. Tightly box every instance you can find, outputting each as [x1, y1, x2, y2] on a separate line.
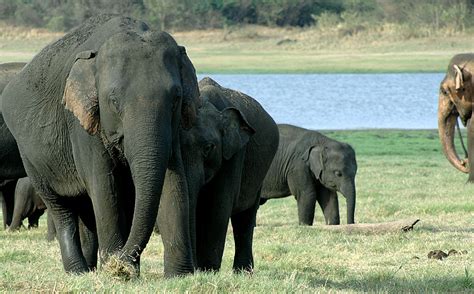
[261, 124, 357, 225]
[0, 62, 27, 229]
[1, 15, 200, 276]
[158, 77, 279, 272]
[9, 177, 47, 230]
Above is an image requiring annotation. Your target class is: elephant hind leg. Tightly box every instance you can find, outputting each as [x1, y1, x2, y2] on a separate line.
[77, 196, 98, 271]
[230, 200, 259, 273]
[49, 198, 89, 273]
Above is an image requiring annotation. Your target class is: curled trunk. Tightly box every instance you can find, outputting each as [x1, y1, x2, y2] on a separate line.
[438, 96, 469, 173]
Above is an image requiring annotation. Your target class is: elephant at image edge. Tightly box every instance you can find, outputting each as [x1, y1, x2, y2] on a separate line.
[260, 124, 357, 225]
[158, 77, 279, 272]
[0, 62, 28, 229]
[9, 177, 47, 230]
[1, 15, 200, 277]
[438, 53, 474, 181]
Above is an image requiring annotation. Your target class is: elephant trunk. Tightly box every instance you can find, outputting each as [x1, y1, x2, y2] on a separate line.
[121, 108, 172, 269]
[340, 180, 356, 224]
[438, 95, 469, 173]
[467, 118, 474, 182]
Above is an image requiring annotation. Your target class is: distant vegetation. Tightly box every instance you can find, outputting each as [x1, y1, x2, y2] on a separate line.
[1, 0, 473, 37]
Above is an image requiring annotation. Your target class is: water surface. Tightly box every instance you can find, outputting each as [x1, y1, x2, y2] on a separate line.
[199, 73, 445, 130]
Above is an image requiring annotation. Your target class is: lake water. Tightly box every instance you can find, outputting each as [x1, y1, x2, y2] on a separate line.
[199, 73, 446, 130]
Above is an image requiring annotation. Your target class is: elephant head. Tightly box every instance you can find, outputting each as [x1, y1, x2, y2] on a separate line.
[438, 54, 474, 181]
[181, 100, 255, 200]
[62, 29, 200, 265]
[303, 142, 357, 224]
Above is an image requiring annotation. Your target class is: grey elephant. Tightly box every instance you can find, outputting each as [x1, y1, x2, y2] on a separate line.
[0, 62, 28, 229]
[438, 54, 474, 181]
[260, 124, 357, 225]
[1, 15, 200, 277]
[158, 77, 279, 272]
[8, 177, 47, 230]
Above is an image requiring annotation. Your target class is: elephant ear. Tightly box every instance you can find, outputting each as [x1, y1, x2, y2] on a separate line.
[62, 50, 99, 135]
[453, 64, 471, 91]
[302, 146, 325, 180]
[179, 46, 201, 130]
[221, 107, 255, 160]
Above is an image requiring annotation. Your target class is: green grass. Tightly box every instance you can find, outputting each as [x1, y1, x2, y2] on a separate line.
[1, 129, 472, 292]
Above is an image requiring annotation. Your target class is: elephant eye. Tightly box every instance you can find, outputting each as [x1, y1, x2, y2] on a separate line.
[334, 170, 342, 177]
[203, 143, 216, 158]
[441, 88, 448, 96]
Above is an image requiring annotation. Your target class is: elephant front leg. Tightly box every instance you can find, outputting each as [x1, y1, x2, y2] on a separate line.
[317, 186, 340, 225]
[230, 199, 259, 273]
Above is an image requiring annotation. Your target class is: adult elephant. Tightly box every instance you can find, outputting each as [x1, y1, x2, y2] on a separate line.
[438, 53, 474, 182]
[0, 62, 28, 229]
[159, 77, 279, 272]
[1, 15, 199, 277]
[260, 124, 357, 225]
[9, 177, 47, 230]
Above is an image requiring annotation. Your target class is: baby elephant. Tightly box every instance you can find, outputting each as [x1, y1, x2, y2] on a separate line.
[9, 177, 47, 230]
[261, 124, 357, 225]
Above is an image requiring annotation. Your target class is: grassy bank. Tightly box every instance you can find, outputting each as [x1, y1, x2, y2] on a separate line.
[0, 129, 472, 292]
[2, 24, 474, 73]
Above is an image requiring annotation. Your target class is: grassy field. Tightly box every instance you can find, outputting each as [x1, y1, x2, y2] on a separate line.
[0, 129, 472, 292]
[2, 24, 474, 73]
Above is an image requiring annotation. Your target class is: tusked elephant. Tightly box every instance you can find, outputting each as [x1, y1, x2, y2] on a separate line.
[158, 77, 279, 273]
[438, 53, 474, 182]
[1, 15, 200, 277]
[9, 177, 47, 230]
[260, 124, 357, 225]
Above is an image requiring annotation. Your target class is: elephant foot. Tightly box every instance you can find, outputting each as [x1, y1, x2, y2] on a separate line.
[163, 261, 194, 278]
[102, 252, 139, 280]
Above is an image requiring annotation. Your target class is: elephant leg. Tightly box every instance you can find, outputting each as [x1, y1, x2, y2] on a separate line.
[10, 191, 29, 231]
[49, 199, 89, 273]
[195, 192, 231, 271]
[316, 186, 340, 225]
[1, 181, 16, 229]
[89, 179, 125, 265]
[288, 173, 318, 226]
[46, 210, 57, 241]
[27, 210, 44, 229]
[77, 196, 98, 270]
[196, 153, 245, 271]
[230, 198, 259, 273]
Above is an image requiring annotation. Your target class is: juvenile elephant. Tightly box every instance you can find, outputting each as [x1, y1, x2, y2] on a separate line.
[1, 15, 200, 276]
[0, 62, 28, 229]
[159, 77, 279, 272]
[9, 177, 47, 230]
[260, 124, 357, 225]
[438, 54, 474, 181]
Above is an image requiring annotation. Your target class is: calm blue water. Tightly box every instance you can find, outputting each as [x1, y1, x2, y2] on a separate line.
[198, 73, 445, 130]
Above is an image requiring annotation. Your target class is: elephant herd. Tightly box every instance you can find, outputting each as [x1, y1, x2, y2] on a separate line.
[0, 14, 468, 279]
